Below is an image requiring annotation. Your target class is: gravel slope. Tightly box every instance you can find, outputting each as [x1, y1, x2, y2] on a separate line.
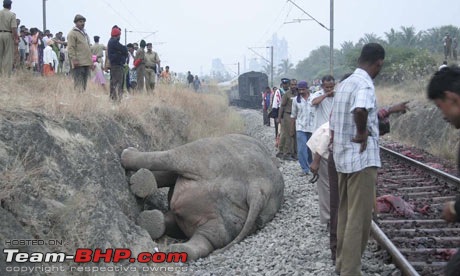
[179, 108, 401, 276]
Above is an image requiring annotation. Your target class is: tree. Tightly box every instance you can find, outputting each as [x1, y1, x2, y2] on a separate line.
[277, 59, 294, 76]
[357, 33, 385, 46]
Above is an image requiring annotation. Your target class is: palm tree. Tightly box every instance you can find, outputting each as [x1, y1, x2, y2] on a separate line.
[399, 26, 421, 47]
[384, 28, 400, 45]
[277, 59, 294, 76]
[358, 33, 385, 46]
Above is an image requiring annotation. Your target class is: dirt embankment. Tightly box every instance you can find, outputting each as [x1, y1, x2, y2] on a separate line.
[0, 107, 189, 274]
[385, 101, 459, 166]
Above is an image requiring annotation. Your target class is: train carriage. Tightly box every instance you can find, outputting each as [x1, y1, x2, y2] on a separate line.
[220, 71, 269, 109]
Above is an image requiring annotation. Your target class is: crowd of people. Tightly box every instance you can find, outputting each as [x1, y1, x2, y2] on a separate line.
[263, 43, 460, 275]
[0, 1, 202, 102]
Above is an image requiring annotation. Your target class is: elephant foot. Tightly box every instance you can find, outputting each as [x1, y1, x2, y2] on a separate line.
[168, 243, 199, 261]
[137, 209, 165, 240]
[129, 168, 158, 198]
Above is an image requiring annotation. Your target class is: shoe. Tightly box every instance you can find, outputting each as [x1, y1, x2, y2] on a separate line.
[298, 172, 308, 177]
[276, 152, 284, 158]
[283, 155, 295, 161]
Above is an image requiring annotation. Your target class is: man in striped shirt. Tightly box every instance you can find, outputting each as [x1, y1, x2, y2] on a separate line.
[330, 43, 385, 276]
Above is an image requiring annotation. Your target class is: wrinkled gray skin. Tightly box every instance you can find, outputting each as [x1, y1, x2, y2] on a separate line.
[121, 134, 284, 260]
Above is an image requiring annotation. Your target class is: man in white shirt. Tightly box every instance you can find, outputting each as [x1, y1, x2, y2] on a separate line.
[330, 43, 385, 276]
[290, 80, 314, 175]
[310, 75, 335, 131]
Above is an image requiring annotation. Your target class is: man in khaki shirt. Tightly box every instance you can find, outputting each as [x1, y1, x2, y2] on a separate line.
[90, 35, 106, 64]
[0, 0, 18, 76]
[67, 14, 92, 92]
[144, 42, 160, 91]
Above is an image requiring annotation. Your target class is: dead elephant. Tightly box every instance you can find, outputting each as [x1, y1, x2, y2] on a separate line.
[121, 134, 284, 260]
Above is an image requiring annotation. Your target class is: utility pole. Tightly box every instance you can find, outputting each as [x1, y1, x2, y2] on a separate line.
[330, 0, 334, 76]
[270, 46, 274, 87]
[42, 0, 47, 32]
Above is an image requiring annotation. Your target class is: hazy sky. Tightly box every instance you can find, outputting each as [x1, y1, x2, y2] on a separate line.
[11, 0, 460, 76]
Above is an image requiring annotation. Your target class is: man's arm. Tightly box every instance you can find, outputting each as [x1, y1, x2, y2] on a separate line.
[352, 107, 368, 153]
[442, 197, 460, 223]
[311, 91, 333, 106]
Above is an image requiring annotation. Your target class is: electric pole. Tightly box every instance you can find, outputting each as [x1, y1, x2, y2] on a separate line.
[42, 0, 47, 32]
[330, 0, 334, 76]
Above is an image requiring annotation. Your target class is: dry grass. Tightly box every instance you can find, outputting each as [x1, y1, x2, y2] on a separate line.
[0, 71, 244, 142]
[376, 78, 430, 107]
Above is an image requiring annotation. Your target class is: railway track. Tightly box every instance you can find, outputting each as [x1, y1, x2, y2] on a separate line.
[372, 146, 460, 275]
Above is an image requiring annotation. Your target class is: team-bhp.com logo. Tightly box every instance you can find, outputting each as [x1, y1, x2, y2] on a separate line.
[3, 243, 188, 273]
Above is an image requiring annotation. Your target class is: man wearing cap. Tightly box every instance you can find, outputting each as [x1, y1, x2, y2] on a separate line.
[90, 35, 106, 64]
[67, 14, 92, 92]
[277, 78, 297, 161]
[135, 40, 146, 91]
[144, 42, 161, 91]
[107, 27, 128, 102]
[0, 0, 18, 76]
[271, 78, 289, 149]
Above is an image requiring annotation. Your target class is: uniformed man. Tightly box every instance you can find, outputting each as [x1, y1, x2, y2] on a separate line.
[67, 14, 92, 92]
[90, 35, 106, 64]
[277, 78, 297, 160]
[0, 0, 18, 76]
[144, 42, 160, 91]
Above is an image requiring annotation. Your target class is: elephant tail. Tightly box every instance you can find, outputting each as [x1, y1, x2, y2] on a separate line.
[214, 189, 265, 253]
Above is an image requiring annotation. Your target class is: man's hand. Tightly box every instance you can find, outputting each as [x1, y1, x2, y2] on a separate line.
[310, 159, 319, 175]
[72, 59, 80, 67]
[351, 130, 369, 153]
[442, 201, 457, 222]
[389, 101, 410, 114]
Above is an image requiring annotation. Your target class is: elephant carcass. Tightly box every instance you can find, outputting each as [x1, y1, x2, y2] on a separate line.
[121, 134, 284, 260]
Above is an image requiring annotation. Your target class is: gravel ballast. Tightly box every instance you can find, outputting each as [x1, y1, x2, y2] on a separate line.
[178, 109, 401, 276]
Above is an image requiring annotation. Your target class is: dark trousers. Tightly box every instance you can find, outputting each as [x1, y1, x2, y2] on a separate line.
[328, 152, 339, 262]
[446, 249, 460, 276]
[110, 65, 124, 101]
[72, 66, 90, 92]
[263, 109, 270, 126]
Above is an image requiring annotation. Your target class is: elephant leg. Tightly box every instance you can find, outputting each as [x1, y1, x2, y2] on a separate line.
[167, 233, 214, 261]
[152, 171, 178, 188]
[137, 209, 166, 240]
[121, 148, 199, 180]
[164, 211, 187, 239]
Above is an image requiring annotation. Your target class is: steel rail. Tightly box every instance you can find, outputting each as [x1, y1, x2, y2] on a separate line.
[370, 146, 460, 275]
[371, 221, 420, 276]
[380, 146, 460, 185]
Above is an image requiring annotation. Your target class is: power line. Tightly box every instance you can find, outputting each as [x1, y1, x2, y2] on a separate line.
[286, 0, 329, 31]
[102, 0, 136, 29]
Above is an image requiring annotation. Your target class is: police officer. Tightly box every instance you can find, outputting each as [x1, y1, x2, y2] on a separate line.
[0, 0, 18, 76]
[277, 78, 297, 160]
